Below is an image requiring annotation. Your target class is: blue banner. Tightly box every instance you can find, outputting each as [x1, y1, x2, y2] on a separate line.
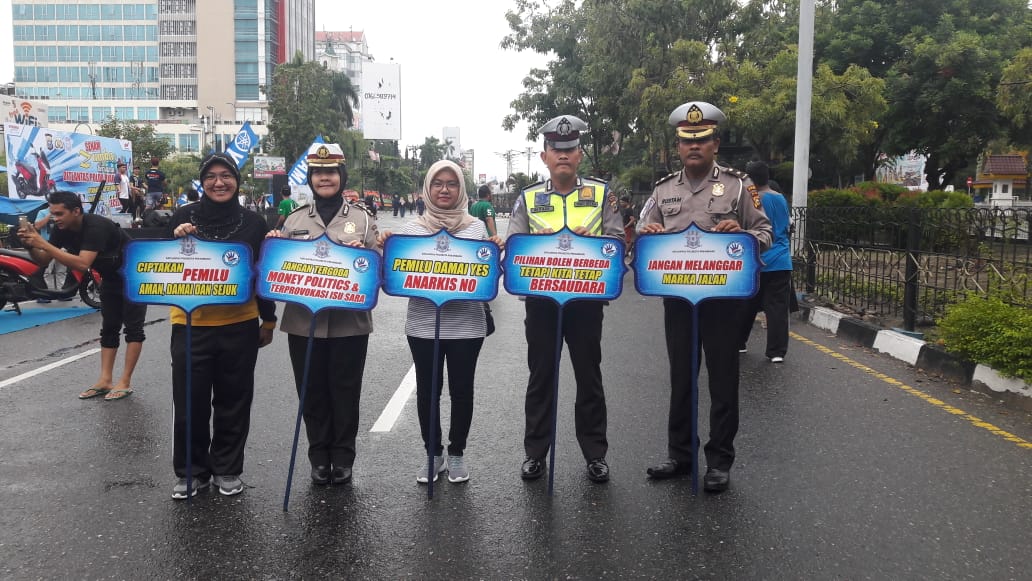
[382, 230, 501, 307]
[287, 135, 325, 186]
[632, 223, 760, 304]
[121, 237, 255, 313]
[502, 228, 625, 305]
[222, 121, 259, 169]
[256, 235, 382, 313]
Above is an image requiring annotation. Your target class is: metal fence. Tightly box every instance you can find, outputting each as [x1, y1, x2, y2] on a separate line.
[791, 206, 1032, 330]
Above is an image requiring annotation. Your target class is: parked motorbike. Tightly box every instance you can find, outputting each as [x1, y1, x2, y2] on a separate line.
[0, 247, 102, 314]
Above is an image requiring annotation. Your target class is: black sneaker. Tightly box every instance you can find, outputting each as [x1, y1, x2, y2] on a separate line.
[586, 458, 610, 483]
[703, 468, 730, 493]
[311, 465, 330, 485]
[520, 457, 545, 480]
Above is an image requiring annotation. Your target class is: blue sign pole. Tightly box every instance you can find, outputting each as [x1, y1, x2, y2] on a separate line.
[381, 229, 502, 500]
[255, 234, 383, 510]
[501, 228, 625, 496]
[631, 223, 760, 494]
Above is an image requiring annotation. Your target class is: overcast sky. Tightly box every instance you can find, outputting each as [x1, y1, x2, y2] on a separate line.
[0, 0, 551, 181]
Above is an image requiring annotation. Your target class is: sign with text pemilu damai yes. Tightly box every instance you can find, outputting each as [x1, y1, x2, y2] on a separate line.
[502, 228, 626, 305]
[121, 237, 255, 312]
[382, 230, 501, 307]
[256, 235, 381, 313]
[632, 223, 760, 304]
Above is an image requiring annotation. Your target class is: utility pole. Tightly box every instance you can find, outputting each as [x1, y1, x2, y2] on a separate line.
[525, 147, 534, 176]
[495, 149, 519, 190]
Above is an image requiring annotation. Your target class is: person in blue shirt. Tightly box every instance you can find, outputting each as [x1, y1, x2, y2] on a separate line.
[737, 161, 794, 362]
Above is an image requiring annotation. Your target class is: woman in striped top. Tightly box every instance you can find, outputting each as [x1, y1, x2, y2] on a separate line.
[379, 160, 504, 484]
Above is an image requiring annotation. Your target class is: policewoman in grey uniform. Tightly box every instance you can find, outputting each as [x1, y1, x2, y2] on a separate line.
[638, 102, 771, 492]
[507, 115, 624, 483]
[267, 143, 378, 485]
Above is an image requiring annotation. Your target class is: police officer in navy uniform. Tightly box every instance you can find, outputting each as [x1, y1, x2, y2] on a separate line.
[638, 101, 772, 492]
[507, 115, 624, 483]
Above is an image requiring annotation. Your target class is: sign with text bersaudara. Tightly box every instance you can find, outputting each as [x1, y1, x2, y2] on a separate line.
[121, 237, 255, 312]
[632, 223, 760, 303]
[502, 228, 626, 304]
[256, 235, 381, 312]
[382, 230, 500, 306]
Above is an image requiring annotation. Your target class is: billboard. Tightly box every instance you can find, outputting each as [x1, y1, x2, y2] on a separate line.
[4, 123, 132, 215]
[254, 155, 286, 179]
[1, 96, 48, 129]
[876, 152, 928, 191]
[360, 62, 402, 140]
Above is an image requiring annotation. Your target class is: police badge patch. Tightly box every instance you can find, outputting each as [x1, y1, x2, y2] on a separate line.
[344, 222, 356, 234]
[748, 184, 761, 209]
[712, 183, 725, 197]
[557, 233, 573, 251]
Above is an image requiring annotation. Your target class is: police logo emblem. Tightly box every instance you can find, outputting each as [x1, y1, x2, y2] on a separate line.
[558, 233, 573, 251]
[344, 222, 356, 234]
[314, 240, 330, 258]
[316, 145, 330, 159]
[686, 104, 704, 124]
[685, 229, 702, 249]
[579, 186, 595, 200]
[601, 241, 618, 258]
[436, 235, 451, 253]
[477, 246, 493, 261]
[712, 183, 725, 197]
[556, 117, 573, 137]
[179, 236, 196, 256]
[353, 256, 370, 273]
[535, 192, 552, 207]
[726, 241, 745, 259]
[222, 249, 240, 267]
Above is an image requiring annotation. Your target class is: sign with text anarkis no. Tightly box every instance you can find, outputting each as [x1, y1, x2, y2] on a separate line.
[632, 223, 760, 304]
[503, 228, 625, 305]
[121, 237, 255, 313]
[256, 235, 381, 313]
[382, 230, 500, 307]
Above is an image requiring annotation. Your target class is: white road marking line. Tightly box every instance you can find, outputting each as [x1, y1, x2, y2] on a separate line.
[0, 348, 101, 391]
[370, 364, 416, 433]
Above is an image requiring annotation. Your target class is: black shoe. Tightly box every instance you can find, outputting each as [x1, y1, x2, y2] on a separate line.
[311, 465, 330, 485]
[703, 468, 730, 493]
[330, 465, 352, 484]
[521, 457, 545, 480]
[646, 458, 692, 479]
[586, 458, 609, 483]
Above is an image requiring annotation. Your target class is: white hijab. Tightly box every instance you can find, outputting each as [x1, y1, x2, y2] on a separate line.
[416, 160, 476, 234]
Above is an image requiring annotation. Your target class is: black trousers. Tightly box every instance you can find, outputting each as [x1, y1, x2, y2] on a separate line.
[523, 298, 608, 461]
[99, 272, 147, 348]
[663, 298, 743, 471]
[171, 319, 259, 479]
[408, 336, 484, 457]
[737, 270, 792, 358]
[287, 333, 368, 467]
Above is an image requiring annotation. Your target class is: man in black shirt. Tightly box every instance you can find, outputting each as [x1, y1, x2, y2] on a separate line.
[18, 191, 147, 401]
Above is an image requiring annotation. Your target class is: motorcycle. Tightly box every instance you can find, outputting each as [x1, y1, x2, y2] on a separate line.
[0, 247, 103, 314]
[11, 149, 56, 200]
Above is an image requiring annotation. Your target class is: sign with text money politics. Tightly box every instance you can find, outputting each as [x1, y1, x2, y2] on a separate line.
[255, 234, 382, 510]
[501, 228, 626, 495]
[382, 229, 501, 498]
[122, 235, 256, 503]
[632, 222, 760, 494]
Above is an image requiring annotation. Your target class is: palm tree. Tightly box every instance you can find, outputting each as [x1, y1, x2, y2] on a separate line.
[329, 70, 359, 132]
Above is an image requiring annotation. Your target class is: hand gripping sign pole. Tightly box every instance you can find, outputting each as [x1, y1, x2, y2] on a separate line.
[631, 223, 760, 494]
[382, 229, 501, 500]
[255, 234, 382, 511]
[502, 228, 625, 496]
[122, 235, 257, 504]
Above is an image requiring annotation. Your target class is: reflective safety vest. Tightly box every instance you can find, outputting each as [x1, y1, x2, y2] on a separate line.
[522, 178, 607, 234]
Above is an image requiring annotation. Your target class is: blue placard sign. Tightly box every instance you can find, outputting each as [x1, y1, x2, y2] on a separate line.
[381, 230, 501, 307]
[122, 237, 255, 313]
[632, 223, 760, 303]
[502, 228, 625, 304]
[256, 235, 381, 312]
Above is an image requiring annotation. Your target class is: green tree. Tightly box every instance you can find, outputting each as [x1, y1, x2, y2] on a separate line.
[997, 46, 1032, 148]
[266, 52, 336, 162]
[329, 70, 359, 133]
[96, 117, 174, 162]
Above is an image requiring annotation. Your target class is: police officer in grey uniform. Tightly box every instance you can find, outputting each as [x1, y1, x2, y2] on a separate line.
[268, 143, 378, 485]
[507, 115, 624, 483]
[638, 102, 771, 492]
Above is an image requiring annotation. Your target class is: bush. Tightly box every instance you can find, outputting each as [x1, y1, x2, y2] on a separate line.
[854, 181, 908, 203]
[937, 295, 1032, 382]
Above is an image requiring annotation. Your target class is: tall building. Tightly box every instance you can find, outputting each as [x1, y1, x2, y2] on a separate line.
[9, 0, 315, 154]
[314, 30, 370, 130]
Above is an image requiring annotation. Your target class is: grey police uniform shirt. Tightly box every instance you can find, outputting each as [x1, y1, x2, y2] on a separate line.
[637, 164, 773, 252]
[278, 202, 379, 338]
[506, 177, 625, 239]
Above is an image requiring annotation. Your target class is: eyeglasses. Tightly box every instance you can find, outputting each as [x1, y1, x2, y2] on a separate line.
[203, 172, 237, 183]
[430, 180, 460, 190]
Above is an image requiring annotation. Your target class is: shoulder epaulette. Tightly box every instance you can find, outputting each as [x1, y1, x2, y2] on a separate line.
[721, 166, 748, 180]
[350, 200, 376, 217]
[586, 175, 608, 185]
[288, 204, 310, 215]
[654, 173, 677, 186]
[523, 180, 545, 191]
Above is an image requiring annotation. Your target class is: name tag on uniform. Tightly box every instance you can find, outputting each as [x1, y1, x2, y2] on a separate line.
[289, 229, 310, 236]
[573, 200, 598, 207]
[530, 205, 555, 213]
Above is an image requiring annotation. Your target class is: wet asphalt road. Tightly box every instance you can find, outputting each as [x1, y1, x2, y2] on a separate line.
[1, 214, 1030, 580]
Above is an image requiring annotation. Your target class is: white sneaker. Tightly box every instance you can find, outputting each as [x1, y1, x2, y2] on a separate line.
[416, 455, 446, 483]
[447, 455, 470, 483]
[770, 356, 784, 363]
